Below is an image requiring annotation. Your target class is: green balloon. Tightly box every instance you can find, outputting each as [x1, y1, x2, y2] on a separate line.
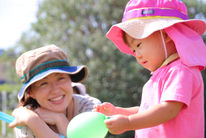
[67, 112, 108, 138]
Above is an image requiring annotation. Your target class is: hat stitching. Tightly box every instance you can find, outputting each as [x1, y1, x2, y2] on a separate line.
[126, 16, 182, 21]
[123, 8, 188, 22]
[22, 66, 71, 84]
[128, 7, 186, 14]
[20, 59, 69, 82]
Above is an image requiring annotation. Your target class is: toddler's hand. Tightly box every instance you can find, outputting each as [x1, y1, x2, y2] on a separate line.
[104, 115, 130, 134]
[93, 102, 117, 116]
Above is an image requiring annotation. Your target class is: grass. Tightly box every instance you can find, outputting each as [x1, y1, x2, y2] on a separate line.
[0, 84, 20, 92]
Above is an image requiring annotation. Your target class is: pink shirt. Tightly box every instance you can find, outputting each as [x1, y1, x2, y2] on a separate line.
[135, 59, 204, 138]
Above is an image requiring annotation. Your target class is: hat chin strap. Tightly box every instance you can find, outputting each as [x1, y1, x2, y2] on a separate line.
[160, 30, 168, 59]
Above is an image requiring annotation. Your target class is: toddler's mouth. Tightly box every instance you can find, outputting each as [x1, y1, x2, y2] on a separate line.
[142, 61, 147, 65]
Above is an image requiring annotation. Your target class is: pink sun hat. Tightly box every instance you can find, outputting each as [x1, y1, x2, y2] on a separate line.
[106, 0, 206, 56]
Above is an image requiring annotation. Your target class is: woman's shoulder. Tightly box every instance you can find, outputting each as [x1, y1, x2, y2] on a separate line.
[72, 94, 101, 115]
[73, 94, 101, 104]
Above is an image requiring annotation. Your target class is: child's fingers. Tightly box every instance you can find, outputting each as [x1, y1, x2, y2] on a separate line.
[93, 103, 114, 115]
[93, 105, 98, 109]
[104, 117, 113, 126]
[102, 102, 114, 110]
[92, 108, 97, 112]
[94, 104, 106, 111]
[93, 105, 100, 112]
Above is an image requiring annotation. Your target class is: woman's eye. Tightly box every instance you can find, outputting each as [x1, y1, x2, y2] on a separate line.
[137, 42, 142, 47]
[39, 82, 48, 87]
[58, 77, 66, 81]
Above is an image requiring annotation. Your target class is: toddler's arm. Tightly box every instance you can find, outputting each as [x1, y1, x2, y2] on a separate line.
[128, 101, 183, 129]
[104, 101, 183, 134]
[94, 102, 139, 116]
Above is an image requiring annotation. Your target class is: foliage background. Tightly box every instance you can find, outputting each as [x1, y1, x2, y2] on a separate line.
[0, 0, 206, 137]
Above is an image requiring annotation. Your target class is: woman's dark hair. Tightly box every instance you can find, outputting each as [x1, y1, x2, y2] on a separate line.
[73, 86, 80, 94]
[18, 87, 40, 110]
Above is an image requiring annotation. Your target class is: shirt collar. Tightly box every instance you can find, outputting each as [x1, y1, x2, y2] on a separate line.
[160, 53, 179, 68]
[151, 53, 179, 74]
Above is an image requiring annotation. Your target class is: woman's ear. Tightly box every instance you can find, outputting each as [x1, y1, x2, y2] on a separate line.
[26, 87, 35, 99]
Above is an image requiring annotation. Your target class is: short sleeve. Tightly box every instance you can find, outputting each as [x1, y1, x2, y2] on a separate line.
[79, 96, 101, 112]
[73, 94, 101, 115]
[160, 65, 198, 106]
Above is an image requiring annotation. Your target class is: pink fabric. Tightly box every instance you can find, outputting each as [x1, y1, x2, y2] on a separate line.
[122, 8, 188, 22]
[106, 0, 206, 57]
[123, 0, 188, 17]
[165, 23, 206, 70]
[106, 27, 135, 56]
[122, 0, 188, 22]
[135, 59, 204, 138]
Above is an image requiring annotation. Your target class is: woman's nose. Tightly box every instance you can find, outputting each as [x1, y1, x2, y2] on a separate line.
[50, 83, 60, 93]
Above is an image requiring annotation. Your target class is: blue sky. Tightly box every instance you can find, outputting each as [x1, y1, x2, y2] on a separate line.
[0, 0, 205, 50]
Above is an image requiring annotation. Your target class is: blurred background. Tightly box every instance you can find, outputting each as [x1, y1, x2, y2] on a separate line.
[0, 0, 206, 137]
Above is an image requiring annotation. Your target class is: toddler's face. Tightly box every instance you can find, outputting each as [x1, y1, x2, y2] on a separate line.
[125, 31, 166, 72]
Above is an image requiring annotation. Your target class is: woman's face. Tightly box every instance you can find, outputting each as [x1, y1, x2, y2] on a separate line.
[125, 31, 166, 72]
[29, 73, 73, 113]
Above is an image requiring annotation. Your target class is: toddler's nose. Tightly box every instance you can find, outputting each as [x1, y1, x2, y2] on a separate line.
[134, 50, 142, 58]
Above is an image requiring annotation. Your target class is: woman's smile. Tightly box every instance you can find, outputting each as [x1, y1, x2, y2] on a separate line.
[49, 95, 65, 103]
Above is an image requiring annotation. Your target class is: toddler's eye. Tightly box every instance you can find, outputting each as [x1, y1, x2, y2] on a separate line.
[137, 42, 142, 47]
[133, 50, 136, 53]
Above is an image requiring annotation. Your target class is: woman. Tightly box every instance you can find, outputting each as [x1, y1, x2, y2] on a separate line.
[9, 45, 101, 138]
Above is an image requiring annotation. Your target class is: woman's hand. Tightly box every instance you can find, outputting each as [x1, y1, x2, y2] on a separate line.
[35, 107, 63, 125]
[9, 106, 39, 128]
[35, 107, 69, 136]
[93, 102, 117, 116]
[9, 106, 64, 138]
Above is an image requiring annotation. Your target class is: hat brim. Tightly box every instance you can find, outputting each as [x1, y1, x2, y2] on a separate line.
[18, 65, 88, 101]
[106, 18, 206, 56]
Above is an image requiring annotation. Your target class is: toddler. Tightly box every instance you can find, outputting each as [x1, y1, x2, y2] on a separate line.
[94, 0, 206, 138]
